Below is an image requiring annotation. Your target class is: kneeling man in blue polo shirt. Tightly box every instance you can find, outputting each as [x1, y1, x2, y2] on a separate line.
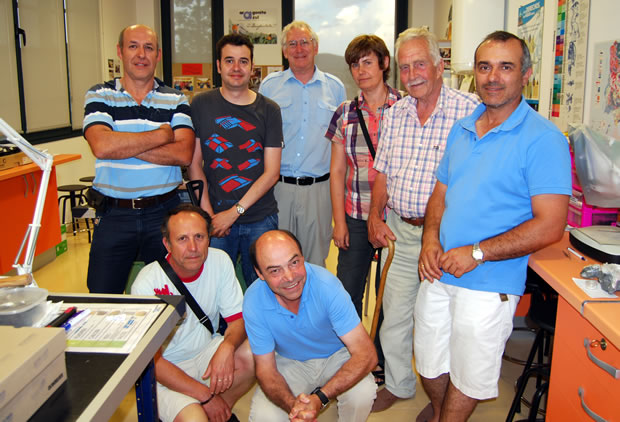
[243, 230, 377, 421]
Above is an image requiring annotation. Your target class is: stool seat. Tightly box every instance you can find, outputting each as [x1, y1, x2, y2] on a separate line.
[58, 184, 88, 192]
[57, 184, 90, 241]
[79, 176, 95, 183]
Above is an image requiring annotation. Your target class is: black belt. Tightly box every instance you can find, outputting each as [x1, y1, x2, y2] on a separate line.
[105, 189, 177, 209]
[279, 173, 330, 186]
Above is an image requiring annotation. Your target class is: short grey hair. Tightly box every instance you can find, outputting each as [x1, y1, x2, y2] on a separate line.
[394, 27, 441, 66]
[475, 31, 532, 76]
[281, 20, 319, 51]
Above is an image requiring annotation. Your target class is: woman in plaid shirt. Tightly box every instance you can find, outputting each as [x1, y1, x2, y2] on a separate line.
[325, 34, 402, 385]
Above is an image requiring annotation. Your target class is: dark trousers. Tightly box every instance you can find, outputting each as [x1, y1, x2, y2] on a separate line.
[336, 214, 385, 366]
[86, 194, 180, 294]
[210, 214, 278, 288]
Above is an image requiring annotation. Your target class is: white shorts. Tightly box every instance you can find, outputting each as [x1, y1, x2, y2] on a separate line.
[413, 280, 519, 400]
[157, 335, 225, 422]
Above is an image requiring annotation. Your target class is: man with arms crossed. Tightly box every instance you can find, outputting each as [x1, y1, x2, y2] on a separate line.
[243, 230, 377, 421]
[83, 24, 194, 294]
[188, 33, 282, 286]
[416, 31, 571, 421]
[132, 204, 254, 422]
[367, 27, 479, 411]
[259, 21, 345, 266]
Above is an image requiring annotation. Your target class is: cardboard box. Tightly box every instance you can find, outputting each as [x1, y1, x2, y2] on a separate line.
[0, 152, 32, 171]
[0, 327, 66, 409]
[0, 352, 67, 422]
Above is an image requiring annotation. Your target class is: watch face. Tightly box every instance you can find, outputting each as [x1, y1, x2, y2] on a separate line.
[473, 244, 483, 261]
[236, 204, 245, 215]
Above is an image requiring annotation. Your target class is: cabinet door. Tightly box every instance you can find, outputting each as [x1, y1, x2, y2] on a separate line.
[547, 298, 620, 421]
[0, 169, 61, 274]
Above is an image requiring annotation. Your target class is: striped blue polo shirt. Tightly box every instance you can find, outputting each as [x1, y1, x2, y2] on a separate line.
[83, 78, 193, 199]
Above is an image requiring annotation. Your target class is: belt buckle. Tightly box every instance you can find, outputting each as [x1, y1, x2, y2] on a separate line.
[131, 198, 140, 209]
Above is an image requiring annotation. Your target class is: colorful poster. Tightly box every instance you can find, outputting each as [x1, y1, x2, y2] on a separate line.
[589, 40, 620, 139]
[552, 0, 590, 131]
[518, 0, 545, 102]
[228, 9, 278, 45]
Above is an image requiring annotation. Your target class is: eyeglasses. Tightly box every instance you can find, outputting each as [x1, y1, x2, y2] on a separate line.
[287, 38, 314, 49]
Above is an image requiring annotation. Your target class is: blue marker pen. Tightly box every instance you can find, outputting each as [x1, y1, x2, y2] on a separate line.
[62, 309, 91, 331]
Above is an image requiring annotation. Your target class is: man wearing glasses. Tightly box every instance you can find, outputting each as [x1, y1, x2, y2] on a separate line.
[259, 21, 346, 267]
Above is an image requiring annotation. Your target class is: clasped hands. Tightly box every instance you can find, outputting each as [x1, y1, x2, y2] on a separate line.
[419, 242, 478, 281]
[288, 393, 322, 422]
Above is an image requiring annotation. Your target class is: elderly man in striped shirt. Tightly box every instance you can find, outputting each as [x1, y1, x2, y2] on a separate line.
[367, 27, 479, 413]
[83, 24, 194, 294]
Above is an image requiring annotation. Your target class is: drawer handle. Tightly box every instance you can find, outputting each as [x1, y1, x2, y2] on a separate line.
[578, 387, 608, 422]
[23, 175, 29, 197]
[584, 338, 620, 379]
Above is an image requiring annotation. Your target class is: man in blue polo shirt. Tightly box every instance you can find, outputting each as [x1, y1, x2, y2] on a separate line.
[83, 24, 194, 294]
[258, 21, 345, 267]
[415, 31, 571, 421]
[243, 230, 377, 422]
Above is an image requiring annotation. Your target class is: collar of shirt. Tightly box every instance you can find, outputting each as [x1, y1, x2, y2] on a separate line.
[358, 84, 402, 112]
[281, 65, 327, 86]
[113, 77, 161, 92]
[405, 84, 455, 123]
[460, 95, 529, 136]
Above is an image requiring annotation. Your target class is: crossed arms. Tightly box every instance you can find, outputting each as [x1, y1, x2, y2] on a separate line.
[84, 123, 194, 166]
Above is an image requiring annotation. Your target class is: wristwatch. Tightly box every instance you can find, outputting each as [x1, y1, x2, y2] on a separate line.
[310, 387, 329, 408]
[472, 242, 484, 265]
[235, 203, 245, 215]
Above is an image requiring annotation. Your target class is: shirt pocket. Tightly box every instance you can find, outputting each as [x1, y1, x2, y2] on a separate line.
[276, 98, 295, 142]
[317, 99, 338, 135]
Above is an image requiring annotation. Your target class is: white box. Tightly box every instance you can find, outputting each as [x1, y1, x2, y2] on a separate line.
[0, 327, 66, 409]
[0, 353, 67, 421]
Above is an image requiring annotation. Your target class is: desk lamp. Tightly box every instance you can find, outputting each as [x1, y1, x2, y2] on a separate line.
[0, 118, 54, 287]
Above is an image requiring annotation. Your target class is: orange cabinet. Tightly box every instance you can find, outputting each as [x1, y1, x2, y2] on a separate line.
[547, 297, 620, 421]
[0, 154, 80, 275]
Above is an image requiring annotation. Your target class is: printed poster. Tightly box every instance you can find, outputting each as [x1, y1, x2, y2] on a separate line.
[551, 0, 590, 132]
[229, 9, 278, 45]
[518, 0, 545, 102]
[589, 40, 620, 139]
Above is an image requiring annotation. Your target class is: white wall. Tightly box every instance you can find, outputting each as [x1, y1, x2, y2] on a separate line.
[409, 0, 435, 33]
[582, 0, 620, 125]
[434, 0, 452, 40]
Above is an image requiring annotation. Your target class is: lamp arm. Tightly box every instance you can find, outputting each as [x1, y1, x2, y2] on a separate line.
[0, 118, 54, 280]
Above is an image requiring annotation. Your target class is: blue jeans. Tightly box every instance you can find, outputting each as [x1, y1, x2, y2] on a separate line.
[336, 214, 385, 367]
[209, 214, 278, 287]
[87, 193, 180, 294]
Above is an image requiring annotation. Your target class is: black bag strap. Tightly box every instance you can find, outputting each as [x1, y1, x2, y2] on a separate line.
[158, 258, 214, 334]
[354, 96, 376, 159]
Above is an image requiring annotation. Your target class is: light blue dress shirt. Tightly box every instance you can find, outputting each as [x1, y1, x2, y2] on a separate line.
[259, 67, 346, 178]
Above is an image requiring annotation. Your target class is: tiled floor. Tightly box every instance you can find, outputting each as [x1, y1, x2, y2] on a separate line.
[33, 228, 538, 421]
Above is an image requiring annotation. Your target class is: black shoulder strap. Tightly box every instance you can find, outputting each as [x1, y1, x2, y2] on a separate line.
[354, 96, 376, 159]
[158, 258, 214, 334]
